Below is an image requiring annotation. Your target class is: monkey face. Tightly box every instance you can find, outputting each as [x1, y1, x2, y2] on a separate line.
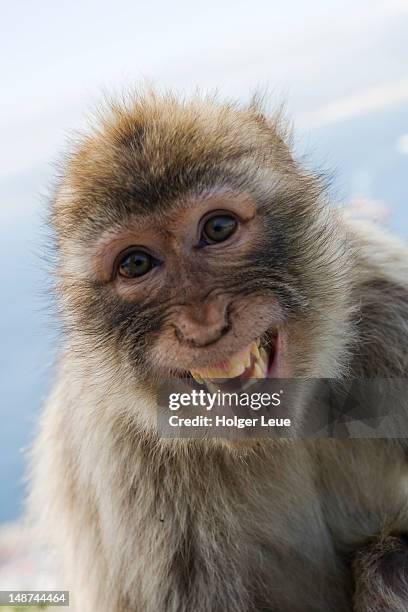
[54, 94, 353, 391]
[90, 189, 287, 384]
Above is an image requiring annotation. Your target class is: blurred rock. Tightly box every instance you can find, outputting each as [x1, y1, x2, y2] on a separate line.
[0, 521, 56, 591]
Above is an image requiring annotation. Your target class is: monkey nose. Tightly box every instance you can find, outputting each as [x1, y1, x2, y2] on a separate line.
[174, 320, 230, 348]
[174, 297, 231, 347]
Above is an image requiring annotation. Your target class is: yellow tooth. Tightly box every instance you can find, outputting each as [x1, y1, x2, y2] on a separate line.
[253, 363, 265, 378]
[204, 366, 223, 378]
[252, 344, 261, 363]
[232, 342, 256, 369]
[189, 338, 263, 381]
[200, 366, 214, 378]
[243, 348, 252, 369]
[191, 372, 204, 384]
[251, 340, 259, 351]
[226, 353, 249, 377]
[206, 358, 246, 379]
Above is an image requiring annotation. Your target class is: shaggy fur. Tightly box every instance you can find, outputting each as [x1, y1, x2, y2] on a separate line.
[30, 91, 408, 611]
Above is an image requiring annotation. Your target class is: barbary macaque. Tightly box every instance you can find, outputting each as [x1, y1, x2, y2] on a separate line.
[30, 91, 408, 611]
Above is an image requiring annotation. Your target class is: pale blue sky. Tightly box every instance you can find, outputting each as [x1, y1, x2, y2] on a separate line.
[0, 0, 407, 522]
[1, 0, 408, 184]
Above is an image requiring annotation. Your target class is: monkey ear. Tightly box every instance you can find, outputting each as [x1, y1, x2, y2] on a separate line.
[247, 92, 294, 159]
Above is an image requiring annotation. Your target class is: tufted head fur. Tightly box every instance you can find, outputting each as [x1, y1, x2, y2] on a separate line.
[50, 91, 355, 419]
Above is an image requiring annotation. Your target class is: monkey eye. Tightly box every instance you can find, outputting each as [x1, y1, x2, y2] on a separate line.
[117, 249, 157, 279]
[201, 213, 238, 245]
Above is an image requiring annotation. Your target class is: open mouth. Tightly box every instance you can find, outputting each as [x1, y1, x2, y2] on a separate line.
[189, 332, 279, 385]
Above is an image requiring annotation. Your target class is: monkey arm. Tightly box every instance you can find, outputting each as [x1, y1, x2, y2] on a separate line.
[312, 438, 408, 611]
[334, 218, 408, 608]
[353, 534, 408, 612]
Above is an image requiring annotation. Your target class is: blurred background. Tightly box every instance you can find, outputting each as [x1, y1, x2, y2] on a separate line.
[0, 0, 407, 529]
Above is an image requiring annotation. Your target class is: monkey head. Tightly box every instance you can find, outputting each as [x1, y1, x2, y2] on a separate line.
[52, 93, 354, 409]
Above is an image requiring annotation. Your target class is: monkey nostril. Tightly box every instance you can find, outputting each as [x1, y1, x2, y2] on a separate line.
[220, 321, 231, 337]
[173, 326, 185, 344]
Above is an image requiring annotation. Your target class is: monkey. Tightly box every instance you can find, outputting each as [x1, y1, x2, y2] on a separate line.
[28, 91, 408, 612]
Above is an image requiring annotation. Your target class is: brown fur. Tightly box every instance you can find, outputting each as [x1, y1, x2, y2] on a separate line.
[30, 91, 408, 611]
[353, 534, 408, 611]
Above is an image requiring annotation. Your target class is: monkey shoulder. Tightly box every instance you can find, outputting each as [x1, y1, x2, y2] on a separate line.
[338, 216, 408, 378]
